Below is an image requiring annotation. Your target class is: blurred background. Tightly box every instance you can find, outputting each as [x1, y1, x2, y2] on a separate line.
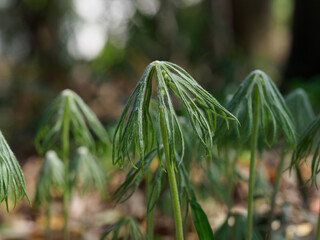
[0, 0, 319, 158]
[0, 0, 320, 238]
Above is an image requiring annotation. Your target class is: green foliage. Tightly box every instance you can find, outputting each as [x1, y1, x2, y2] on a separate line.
[113, 150, 157, 205]
[113, 60, 237, 170]
[0, 131, 29, 212]
[285, 88, 315, 135]
[216, 70, 296, 147]
[35, 89, 109, 156]
[214, 214, 263, 240]
[291, 115, 320, 186]
[178, 164, 214, 239]
[69, 146, 105, 196]
[100, 216, 144, 240]
[190, 200, 214, 240]
[34, 150, 64, 206]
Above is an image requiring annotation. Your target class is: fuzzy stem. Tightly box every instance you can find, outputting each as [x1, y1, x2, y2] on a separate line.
[146, 169, 155, 240]
[160, 109, 184, 240]
[62, 99, 70, 240]
[246, 87, 260, 240]
[267, 148, 286, 240]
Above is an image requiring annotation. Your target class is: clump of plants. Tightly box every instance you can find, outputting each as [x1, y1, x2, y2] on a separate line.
[0, 130, 29, 211]
[216, 70, 296, 240]
[35, 89, 109, 239]
[112, 60, 238, 239]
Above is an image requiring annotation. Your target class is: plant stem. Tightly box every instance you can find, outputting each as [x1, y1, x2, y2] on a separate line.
[160, 109, 184, 240]
[267, 148, 286, 240]
[146, 169, 155, 240]
[317, 202, 320, 240]
[46, 200, 51, 240]
[62, 99, 70, 240]
[246, 87, 260, 240]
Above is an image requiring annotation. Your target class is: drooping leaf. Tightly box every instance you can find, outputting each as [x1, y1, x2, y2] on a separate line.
[291, 115, 320, 186]
[34, 150, 64, 206]
[113, 61, 238, 170]
[285, 88, 315, 136]
[0, 130, 29, 211]
[69, 146, 106, 196]
[216, 70, 296, 148]
[113, 150, 157, 205]
[35, 89, 110, 156]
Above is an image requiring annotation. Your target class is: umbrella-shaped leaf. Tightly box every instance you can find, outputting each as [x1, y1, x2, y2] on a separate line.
[69, 146, 106, 195]
[35, 89, 109, 156]
[34, 150, 64, 206]
[216, 70, 296, 147]
[113, 61, 237, 170]
[0, 130, 29, 211]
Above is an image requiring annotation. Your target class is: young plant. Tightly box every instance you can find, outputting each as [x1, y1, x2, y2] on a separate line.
[0, 130, 29, 211]
[35, 150, 64, 239]
[291, 114, 320, 240]
[216, 70, 296, 240]
[113, 61, 237, 239]
[266, 88, 315, 239]
[35, 89, 109, 240]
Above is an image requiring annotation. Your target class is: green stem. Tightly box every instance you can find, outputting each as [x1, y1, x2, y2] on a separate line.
[46, 199, 51, 240]
[246, 88, 260, 240]
[317, 205, 320, 240]
[62, 99, 70, 240]
[146, 169, 155, 240]
[160, 109, 184, 240]
[267, 148, 286, 240]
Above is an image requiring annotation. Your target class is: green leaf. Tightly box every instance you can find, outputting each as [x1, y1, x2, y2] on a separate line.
[69, 146, 106, 196]
[216, 70, 296, 148]
[100, 216, 144, 240]
[190, 200, 214, 240]
[34, 150, 64, 206]
[291, 115, 320, 186]
[113, 61, 238, 170]
[35, 89, 110, 156]
[285, 88, 315, 136]
[0, 130, 30, 211]
[113, 150, 157, 205]
[214, 214, 263, 240]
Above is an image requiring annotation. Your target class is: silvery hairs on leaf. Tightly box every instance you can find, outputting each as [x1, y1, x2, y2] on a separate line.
[285, 88, 315, 136]
[35, 89, 109, 155]
[69, 146, 105, 196]
[291, 115, 320, 186]
[0, 130, 29, 212]
[35, 150, 64, 206]
[216, 70, 296, 147]
[113, 61, 237, 169]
